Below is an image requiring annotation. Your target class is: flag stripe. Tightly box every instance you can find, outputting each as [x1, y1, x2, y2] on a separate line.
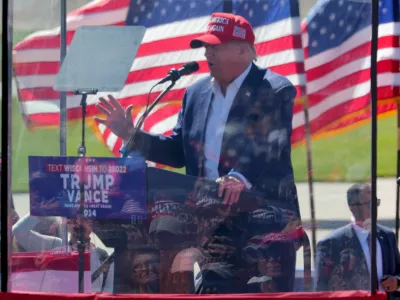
[293, 83, 399, 130]
[306, 36, 399, 82]
[307, 59, 400, 107]
[303, 22, 399, 66]
[292, 88, 398, 143]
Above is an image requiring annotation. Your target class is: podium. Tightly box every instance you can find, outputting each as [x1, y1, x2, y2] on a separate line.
[90, 166, 308, 294]
[93, 166, 267, 247]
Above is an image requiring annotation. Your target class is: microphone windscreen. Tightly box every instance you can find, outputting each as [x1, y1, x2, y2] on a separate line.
[183, 61, 199, 74]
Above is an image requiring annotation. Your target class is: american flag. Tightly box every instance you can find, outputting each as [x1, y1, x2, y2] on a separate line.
[12, 0, 305, 159]
[299, 0, 400, 141]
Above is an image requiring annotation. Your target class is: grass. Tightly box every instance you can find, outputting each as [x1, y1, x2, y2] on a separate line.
[7, 92, 397, 192]
[292, 115, 397, 182]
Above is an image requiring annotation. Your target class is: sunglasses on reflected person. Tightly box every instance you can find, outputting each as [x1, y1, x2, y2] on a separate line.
[243, 247, 282, 261]
[350, 198, 381, 207]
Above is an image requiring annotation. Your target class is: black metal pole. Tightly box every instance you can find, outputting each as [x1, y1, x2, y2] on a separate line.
[396, 149, 400, 241]
[77, 93, 87, 293]
[370, 0, 379, 295]
[60, 0, 67, 156]
[59, 0, 69, 251]
[303, 97, 317, 260]
[395, 0, 400, 244]
[1, 0, 13, 292]
[74, 89, 96, 293]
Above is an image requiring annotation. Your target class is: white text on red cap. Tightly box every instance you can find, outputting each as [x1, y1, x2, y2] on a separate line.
[209, 24, 224, 32]
[211, 17, 229, 24]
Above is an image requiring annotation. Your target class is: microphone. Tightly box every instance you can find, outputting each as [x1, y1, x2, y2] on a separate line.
[157, 61, 199, 85]
[122, 62, 198, 157]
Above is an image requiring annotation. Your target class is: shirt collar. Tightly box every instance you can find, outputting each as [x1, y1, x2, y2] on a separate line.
[211, 62, 253, 94]
[352, 221, 370, 241]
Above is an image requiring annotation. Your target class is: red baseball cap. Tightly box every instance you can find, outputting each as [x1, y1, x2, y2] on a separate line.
[190, 12, 255, 49]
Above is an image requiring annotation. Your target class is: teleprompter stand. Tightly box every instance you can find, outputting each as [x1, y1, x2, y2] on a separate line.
[54, 25, 145, 293]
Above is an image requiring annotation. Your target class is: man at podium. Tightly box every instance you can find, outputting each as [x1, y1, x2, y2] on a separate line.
[95, 12, 300, 293]
[95, 12, 299, 215]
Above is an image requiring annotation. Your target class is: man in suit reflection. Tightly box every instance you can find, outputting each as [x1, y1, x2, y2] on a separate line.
[315, 183, 400, 297]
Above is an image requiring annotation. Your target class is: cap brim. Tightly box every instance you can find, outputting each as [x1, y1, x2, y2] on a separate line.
[107, 211, 146, 219]
[149, 215, 186, 235]
[190, 34, 223, 48]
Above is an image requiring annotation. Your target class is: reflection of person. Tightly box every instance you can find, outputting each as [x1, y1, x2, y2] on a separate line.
[94, 12, 299, 212]
[12, 214, 113, 293]
[10, 208, 21, 252]
[130, 246, 160, 293]
[315, 184, 400, 298]
[169, 247, 204, 294]
[243, 233, 296, 293]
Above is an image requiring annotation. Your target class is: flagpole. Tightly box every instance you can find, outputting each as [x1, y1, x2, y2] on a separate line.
[302, 96, 317, 260]
[396, 108, 400, 241]
[1, 0, 13, 292]
[60, 0, 67, 155]
[60, 0, 69, 249]
[370, 0, 379, 294]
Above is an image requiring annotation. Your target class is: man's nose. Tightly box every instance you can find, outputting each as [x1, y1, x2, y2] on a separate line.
[204, 46, 213, 58]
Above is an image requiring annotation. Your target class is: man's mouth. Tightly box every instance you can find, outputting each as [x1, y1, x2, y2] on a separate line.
[208, 62, 215, 69]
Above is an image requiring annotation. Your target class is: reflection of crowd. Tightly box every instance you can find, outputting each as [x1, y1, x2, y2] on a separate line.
[111, 188, 301, 294]
[10, 182, 400, 296]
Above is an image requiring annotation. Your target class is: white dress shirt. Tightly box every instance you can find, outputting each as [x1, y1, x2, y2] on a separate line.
[352, 222, 384, 292]
[203, 62, 253, 187]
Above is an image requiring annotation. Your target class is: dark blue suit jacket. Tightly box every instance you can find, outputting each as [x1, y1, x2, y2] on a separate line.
[315, 224, 400, 297]
[131, 63, 299, 213]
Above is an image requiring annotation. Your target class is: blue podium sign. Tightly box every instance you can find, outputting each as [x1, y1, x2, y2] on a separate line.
[28, 156, 147, 220]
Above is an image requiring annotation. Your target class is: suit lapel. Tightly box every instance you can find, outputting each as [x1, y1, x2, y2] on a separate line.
[348, 226, 370, 275]
[195, 83, 213, 177]
[377, 227, 390, 275]
[217, 63, 265, 176]
[348, 225, 364, 253]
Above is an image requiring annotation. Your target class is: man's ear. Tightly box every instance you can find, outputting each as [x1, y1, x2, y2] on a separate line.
[349, 205, 356, 218]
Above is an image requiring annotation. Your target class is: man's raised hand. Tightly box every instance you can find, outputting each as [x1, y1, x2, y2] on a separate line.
[93, 94, 134, 141]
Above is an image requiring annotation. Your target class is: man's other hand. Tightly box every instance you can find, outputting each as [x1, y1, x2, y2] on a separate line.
[216, 175, 245, 206]
[94, 94, 134, 141]
[380, 275, 398, 292]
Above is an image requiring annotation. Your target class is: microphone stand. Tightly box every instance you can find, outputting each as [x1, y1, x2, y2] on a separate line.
[396, 177, 400, 241]
[122, 80, 176, 158]
[75, 88, 98, 293]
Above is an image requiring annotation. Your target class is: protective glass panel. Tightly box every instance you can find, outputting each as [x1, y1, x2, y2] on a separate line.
[8, 0, 397, 296]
